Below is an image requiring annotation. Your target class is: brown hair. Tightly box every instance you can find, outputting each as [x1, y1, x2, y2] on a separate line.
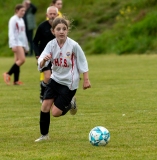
[51, 17, 69, 30]
[51, 0, 61, 4]
[15, 4, 25, 12]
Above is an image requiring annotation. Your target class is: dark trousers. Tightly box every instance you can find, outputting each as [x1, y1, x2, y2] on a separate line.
[26, 29, 34, 56]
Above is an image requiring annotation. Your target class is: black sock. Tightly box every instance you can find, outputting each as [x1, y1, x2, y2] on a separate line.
[14, 65, 20, 82]
[40, 81, 47, 99]
[40, 111, 50, 135]
[7, 63, 19, 76]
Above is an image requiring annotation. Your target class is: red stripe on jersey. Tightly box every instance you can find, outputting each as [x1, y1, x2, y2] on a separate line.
[70, 53, 75, 89]
[71, 52, 74, 70]
[16, 23, 19, 32]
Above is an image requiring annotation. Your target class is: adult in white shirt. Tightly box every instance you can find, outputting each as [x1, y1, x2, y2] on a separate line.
[3, 4, 29, 85]
[35, 17, 91, 142]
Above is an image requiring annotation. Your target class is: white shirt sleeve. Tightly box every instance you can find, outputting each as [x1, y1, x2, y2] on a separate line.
[8, 17, 17, 48]
[38, 42, 51, 71]
[73, 43, 88, 73]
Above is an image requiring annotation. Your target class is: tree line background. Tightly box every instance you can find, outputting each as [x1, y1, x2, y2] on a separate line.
[0, 0, 157, 56]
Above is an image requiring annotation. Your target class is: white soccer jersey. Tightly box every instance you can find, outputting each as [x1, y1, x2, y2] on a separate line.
[38, 37, 89, 90]
[8, 15, 29, 51]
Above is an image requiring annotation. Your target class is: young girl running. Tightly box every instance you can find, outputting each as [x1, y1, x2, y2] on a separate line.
[3, 4, 29, 85]
[35, 17, 91, 142]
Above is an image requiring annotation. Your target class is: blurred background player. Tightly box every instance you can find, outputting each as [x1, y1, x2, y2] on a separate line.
[40, 0, 63, 83]
[33, 6, 58, 102]
[51, 0, 63, 17]
[3, 4, 29, 85]
[23, 0, 37, 56]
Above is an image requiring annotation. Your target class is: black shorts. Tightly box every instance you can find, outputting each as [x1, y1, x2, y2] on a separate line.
[41, 62, 52, 72]
[43, 79, 76, 112]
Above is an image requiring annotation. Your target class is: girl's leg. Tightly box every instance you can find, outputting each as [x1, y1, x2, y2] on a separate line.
[3, 46, 25, 85]
[40, 62, 52, 102]
[35, 99, 54, 142]
[14, 46, 25, 66]
[40, 70, 51, 102]
[51, 105, 63, 117]
[13, 46, 25, 83]
[51, 88, 77, 117]
[40, 99, 53, 136]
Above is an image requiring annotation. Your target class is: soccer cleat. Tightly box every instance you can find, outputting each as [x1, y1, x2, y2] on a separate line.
[35, 135, 49, 142]
[3, 72, 11, 85]
[69, 97, 77, 115]
[13, 81, 23, 85]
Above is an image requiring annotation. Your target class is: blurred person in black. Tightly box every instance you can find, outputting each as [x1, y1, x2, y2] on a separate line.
[33, 6, 58, 102]
[23, 0, 37, 56]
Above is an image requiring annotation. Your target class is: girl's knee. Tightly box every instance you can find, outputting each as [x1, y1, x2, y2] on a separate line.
[17, 59, 25, 66]
[52, 112, 60, 117]
[21, 58, 26, 64]
[20, 61, 25, 65]
[51, 107, 62, 117]
[41, 101, 52, 112]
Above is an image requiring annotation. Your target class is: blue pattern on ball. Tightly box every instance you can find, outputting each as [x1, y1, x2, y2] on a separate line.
[89, 126, 110, 146]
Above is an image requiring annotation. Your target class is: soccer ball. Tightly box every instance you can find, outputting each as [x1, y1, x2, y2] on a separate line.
[89, 126, 110, 146]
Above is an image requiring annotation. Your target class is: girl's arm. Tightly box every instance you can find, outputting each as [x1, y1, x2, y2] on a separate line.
[73, 43, 91, 89]
[38, 41, 52, 70]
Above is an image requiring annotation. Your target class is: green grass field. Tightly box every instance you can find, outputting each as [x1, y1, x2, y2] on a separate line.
[0, 55, 157, 160]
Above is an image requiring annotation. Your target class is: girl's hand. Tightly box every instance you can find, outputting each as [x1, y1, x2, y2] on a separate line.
[40, 54, 52, 68]
[83, 79, 91, 90]
[43, 54, 52, 62]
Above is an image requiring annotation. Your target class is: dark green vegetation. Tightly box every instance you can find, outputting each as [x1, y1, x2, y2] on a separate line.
[0, 55, 157, 159]
[1, 0, 157, 56]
